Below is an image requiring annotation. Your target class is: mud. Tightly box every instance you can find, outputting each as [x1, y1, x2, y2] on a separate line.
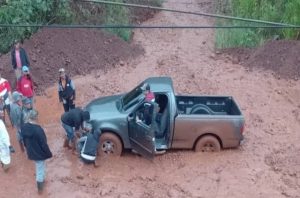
[0, 29, 143, 94]
[221, 40, 300, 80]
[1, 0, 300, 197]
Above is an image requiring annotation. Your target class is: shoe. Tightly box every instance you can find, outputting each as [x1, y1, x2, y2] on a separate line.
[19, 142, 25, 152]
[37, 181, 44, 194]
[63, 139, 69, 148]
[2, 163, 10, 172]
[9, 146, 15, 153]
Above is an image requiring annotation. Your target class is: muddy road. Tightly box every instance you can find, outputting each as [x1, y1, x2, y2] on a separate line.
[1, 0, 300, 197]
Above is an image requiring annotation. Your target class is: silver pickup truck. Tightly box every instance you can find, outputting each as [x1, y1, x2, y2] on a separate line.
[85, 77, 245, 159]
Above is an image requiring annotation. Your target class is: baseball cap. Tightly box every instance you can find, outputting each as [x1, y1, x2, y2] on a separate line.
[12, 91, 23, 102]
[22, 65, 29, 72]
[59, 68, 65, 73]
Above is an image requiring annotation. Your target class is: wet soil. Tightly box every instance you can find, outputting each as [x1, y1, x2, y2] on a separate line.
[0, 29, 143, 94]
[221, 40, 300, 80]
[1, 0, 300, 197]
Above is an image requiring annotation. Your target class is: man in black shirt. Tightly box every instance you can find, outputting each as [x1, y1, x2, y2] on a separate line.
[61, 108, 90, 151]
[21, 110, 52, 194]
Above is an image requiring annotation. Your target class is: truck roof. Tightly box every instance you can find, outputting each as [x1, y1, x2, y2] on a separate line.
[144, 77, 174, 93]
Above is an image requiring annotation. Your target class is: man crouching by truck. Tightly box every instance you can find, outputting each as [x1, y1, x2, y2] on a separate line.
[76, 122, 101, 167]
[61, 108, 90, 153]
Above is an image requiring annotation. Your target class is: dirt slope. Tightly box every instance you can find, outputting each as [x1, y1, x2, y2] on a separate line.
[1, 0, 300, 197]
[222, 40, 300, 80]
[0, 29, 143, 94]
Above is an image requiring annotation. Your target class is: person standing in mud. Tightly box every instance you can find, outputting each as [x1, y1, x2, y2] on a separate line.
[21, 109, 52, 194]
[61, 108, 90, 153]
[10, 91, 24, 152]
[11, 40, 30, 80]
[58, 68, 76, 112]
[0, 111, 12, 172]
[17, 66, 34, 107]
[21, 97, 33, 125]
[0, 73, 13, 125]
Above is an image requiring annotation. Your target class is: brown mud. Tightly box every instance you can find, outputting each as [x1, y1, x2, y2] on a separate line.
[0, 0, 300, 197]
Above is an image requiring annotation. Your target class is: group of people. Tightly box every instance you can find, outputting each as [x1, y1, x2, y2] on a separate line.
[0, 40, 53, 194]
[0, 40, 102, 194]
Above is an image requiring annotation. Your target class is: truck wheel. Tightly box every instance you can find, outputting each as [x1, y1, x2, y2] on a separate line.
[195, 135, 221, 152]
[99, 133, 122, 157]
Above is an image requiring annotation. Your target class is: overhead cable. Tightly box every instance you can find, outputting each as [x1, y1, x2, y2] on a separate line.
[80, 0, 297, 27]
[0, 24, 299, 29]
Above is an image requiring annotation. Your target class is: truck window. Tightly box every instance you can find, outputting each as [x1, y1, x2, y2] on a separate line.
[122, 83, 144, 110]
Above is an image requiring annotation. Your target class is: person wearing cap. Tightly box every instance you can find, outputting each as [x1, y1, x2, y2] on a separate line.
[22, 97, 33, 125]
[11, 40, 30, 80]
[76, 123, 101, 167]
[61, 108, 90, 152]
[17, 66, 34, 107]
[10, 91, 24, 152]
[0, 73, 12, 125]
[21, 109, 52, 194]
[58, 68, 76, 112]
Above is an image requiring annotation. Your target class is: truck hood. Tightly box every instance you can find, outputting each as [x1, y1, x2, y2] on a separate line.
[85, 94, 125, 120]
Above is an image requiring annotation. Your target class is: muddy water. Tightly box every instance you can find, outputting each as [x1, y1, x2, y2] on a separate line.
[1, 0, 300, 197]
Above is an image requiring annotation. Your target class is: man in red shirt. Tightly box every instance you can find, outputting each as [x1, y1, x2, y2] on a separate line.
[17, 66, 34, 106]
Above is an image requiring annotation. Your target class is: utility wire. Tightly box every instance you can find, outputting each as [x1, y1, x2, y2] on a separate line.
[80, 0, 297, 27]
[0, 24, 299, 29]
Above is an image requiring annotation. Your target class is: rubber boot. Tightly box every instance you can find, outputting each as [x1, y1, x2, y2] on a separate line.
[71, 138, 77, 155]
[19, 142, 25, 152]
[37, 181, 44, 194]
[9, 145, 15, 153]
[63, 138, 69, 148]
[2, 163, 10, 172]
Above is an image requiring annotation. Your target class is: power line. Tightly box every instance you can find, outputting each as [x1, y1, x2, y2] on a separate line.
[80, 0, 297, 27]
[0, 24, 299, 29]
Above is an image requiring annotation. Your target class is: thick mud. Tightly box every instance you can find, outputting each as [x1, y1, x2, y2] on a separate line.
[0, 0, 300, 197]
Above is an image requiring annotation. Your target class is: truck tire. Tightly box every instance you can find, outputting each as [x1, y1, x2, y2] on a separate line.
[195, 135, 221, 152]
[99, 133, 122, 157]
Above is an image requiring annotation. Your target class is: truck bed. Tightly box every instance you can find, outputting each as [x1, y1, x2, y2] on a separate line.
[176, 96, 242, 116]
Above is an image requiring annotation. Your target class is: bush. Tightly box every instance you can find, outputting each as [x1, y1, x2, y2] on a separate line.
[0, 0, 72, 53]
[215, 0, 300, 48]
[104, 0, 131, 41]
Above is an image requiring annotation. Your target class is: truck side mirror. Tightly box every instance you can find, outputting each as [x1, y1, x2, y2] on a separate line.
[128, 113, 134, 121]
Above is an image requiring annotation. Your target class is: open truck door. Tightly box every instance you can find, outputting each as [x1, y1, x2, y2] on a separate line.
[128, 102, 158, 159]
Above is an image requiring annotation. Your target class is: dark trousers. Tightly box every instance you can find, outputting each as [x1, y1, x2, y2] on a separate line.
[63, 99, 75, 112]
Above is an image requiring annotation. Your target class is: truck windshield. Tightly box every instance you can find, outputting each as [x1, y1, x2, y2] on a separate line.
[122, 83, 144, 110]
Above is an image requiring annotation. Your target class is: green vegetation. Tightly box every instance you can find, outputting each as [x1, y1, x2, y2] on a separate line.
[0, 0, 164, 53]
[104, 0, 131, 41]
[0, 0, 72, 53]
[215, 0, 300, 48]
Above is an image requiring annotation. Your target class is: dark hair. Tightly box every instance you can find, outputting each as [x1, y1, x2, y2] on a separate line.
[82, 111, 90, 121]
[146, 84, 150, 91]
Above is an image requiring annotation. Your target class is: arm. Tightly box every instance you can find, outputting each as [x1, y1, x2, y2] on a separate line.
[11, 50, 16, 69]
[70, 80, 76, 100]
[58, 83, 63, 102]
[23, 48, 30, 67]
[38, 127, 52, 159]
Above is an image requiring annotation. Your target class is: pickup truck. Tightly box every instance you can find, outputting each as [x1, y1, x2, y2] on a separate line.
[85, 77, 244, 159]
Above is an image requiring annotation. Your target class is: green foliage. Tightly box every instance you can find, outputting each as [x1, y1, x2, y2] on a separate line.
[104, 0, 131, 41]
[215, 0, 300, 48]
[0, 0, 72, 53]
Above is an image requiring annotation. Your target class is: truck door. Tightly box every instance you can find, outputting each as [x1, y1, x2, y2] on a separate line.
[128, 102, 157, 159]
